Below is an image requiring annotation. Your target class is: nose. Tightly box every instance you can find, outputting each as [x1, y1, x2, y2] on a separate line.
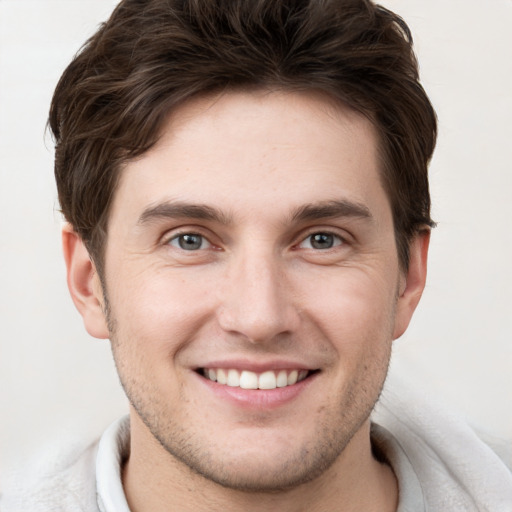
[216, 249, 300, 344]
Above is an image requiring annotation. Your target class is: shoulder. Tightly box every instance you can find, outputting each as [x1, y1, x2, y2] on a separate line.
[373, 375, 512, 512]
[0, 438, 100, 512]
[476, 429, 512, 472]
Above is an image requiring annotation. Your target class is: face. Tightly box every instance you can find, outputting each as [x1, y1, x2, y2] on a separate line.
[74, 90, 426, 492]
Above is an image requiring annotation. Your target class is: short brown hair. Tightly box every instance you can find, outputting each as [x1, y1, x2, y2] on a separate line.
[49, 0, 437, 273]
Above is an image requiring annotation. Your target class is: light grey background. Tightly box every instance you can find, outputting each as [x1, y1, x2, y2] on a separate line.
[1, 0, 511, 479]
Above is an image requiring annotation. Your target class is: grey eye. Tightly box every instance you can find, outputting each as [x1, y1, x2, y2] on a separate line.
[169, 233, 209, 251]
[311, 233, 334, 249]
[300, 232, 342, 250]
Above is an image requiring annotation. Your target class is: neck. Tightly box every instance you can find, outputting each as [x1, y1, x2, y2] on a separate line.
[122, 414, 398, 512]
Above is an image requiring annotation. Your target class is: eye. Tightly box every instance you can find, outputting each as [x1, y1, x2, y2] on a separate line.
[168, 233, 211, 251]
[299, 232, 343, 250]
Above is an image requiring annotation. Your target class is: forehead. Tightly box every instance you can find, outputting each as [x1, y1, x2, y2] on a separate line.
[110, 90, 389, 227]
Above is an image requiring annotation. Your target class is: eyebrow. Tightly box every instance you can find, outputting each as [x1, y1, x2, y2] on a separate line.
[137, 198, 372, 226]
[138, 201, 232, 225]
[290, 199, 372, 223]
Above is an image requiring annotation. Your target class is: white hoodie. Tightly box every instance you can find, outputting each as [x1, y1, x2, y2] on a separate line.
[2, 376, 511, 511]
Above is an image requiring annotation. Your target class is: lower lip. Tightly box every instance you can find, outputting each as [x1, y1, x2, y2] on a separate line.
[195, 372, 318, 410]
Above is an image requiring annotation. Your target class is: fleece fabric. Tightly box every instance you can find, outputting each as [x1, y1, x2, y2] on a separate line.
[1, 378, 511, 511]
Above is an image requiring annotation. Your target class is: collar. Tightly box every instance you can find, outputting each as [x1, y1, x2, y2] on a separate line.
[96, 416, 132, 512]
[94, 416, 425, 512]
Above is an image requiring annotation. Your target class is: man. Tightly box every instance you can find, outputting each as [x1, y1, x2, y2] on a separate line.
[1, 0, 511, 510]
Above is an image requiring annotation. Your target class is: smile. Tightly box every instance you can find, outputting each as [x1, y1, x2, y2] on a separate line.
[200, 368, 312, 390]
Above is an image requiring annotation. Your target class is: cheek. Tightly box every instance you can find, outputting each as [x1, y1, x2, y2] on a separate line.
[107, 266, 217, 362]
[297, 267, 398, 342]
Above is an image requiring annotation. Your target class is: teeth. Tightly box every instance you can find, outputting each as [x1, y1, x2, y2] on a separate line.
[227, 369, 240, 387]
[276, 370, 288, 388]
[298, 370, 308, 381]
[258, 371, 276, 389]
[217, 368, 227, 385]
[240, 370, 258, 389]
[203, 368, 311, 390]
[287, 370, 298, 386]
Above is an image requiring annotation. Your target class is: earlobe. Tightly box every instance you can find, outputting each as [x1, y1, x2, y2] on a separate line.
[393, 230, 430, 340]
[62, 224, 110, 339]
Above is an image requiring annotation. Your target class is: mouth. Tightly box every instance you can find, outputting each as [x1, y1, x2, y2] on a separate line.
[197, 368, 317, 390]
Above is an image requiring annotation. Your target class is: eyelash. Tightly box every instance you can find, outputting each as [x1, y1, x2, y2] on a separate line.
[296, 231, 345, 251]
[164, 229, 347, 253]
[166, 232, 213, 251]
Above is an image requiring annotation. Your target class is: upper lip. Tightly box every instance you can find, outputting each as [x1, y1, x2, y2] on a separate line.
[194, 359, 318, 372]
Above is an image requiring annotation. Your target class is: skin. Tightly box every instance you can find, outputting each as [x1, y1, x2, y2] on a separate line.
[64, 90, 429, 511]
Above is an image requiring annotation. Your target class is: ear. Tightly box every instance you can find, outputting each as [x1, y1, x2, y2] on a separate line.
[62, 224, 109, 339]
[393, 230, 430, 340]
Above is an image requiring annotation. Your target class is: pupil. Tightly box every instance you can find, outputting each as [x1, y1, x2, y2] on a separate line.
[179, 234, 202, 250]
[311, 233, 333, 249]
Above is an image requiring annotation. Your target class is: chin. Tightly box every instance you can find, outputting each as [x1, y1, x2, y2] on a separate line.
[168, 441, 342, 492]
[141, 413, 366, 493]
